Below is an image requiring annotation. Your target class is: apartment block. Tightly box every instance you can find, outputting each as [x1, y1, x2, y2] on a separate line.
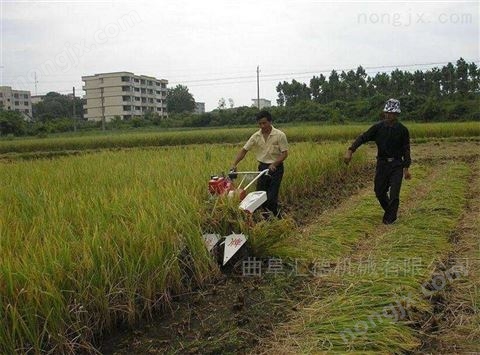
[0, 86, 33, 120]
[251, 98, 271, 110]
[82, 72, 168, 121]
[194, 102, 205, 114]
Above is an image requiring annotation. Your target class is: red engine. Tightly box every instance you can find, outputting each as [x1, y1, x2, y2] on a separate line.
[208, 176, 234, 195]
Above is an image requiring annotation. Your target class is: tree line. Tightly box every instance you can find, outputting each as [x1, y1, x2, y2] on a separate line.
[1, 58, 478, 136]
[276, 58, 478, 106]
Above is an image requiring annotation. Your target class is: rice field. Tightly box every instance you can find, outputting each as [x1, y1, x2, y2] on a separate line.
[0, 141, 369, 353]
[1, 122, 478, 354]
[0, 121, 478, 155]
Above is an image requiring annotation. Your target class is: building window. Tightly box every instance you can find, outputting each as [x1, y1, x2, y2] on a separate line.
[0, 93, 3, 97]
[156, 99, 161, 103]
[14, 93, 19, 98]
[140, 79, 145, 85]
[14, 101, 19, 105]
[141, 88, 146, 94]
[135, 97, 140, 101]
[99, 78, 104, 83]
[161, 83, 166, 88]
[157, 107, 162, 111]
[134, 87, 140, 92]
[25, 109, 30, 114]
[135, 106, 141, 110]
[148, 98, 153, 103]
[24, 101, 28, 105]
[148, 89, 153, 94]
[121, 76, 130, 82]
[122, 86, 131, 92]
[141, 98, 146, 103]
[122, 96, 131, 102]
[123, 105, 132, 111]
[24, 94, 29, 99]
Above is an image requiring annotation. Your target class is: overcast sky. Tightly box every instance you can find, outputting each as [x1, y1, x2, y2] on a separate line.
[1, 0, 479, 111]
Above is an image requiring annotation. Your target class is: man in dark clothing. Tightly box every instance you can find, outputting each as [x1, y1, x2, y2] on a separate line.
[344, 98, 412, 224]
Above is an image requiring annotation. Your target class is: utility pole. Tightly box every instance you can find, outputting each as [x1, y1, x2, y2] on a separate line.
[34, 72, 38, 96]
[101, 87, 105, 131]
[256, 65, 260, 110]
[72, 86, 77, 132]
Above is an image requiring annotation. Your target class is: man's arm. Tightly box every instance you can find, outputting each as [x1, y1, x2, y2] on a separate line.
[232, 133, 257, 170]
[402, 127, 412, 180]
[344, 124, 378, 164]
[231, 148, 248, 171]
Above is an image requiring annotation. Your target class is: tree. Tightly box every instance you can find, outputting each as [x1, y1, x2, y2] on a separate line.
[32, 91, 84, 122]
[0, 109, 26, 136]
[166, 85, 195, 113]
[228, 98, 234, 109]
[218, 97, 226, 110]
[468, 62, 480, 93]
[441, 62, 456, 95]
[456, 57, 469, 96]
[276, 79, 311, 106]
[310, 74, 327, 103]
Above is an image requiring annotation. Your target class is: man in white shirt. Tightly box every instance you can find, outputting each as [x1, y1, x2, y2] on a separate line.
[231, 110, 289, 217]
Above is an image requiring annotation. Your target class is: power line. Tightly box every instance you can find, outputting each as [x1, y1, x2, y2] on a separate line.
[5, 59, 479, 94]
[168, 59, 480, 86]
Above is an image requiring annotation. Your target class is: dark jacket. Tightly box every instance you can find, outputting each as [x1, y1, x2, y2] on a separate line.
[349, 120, 411, 168]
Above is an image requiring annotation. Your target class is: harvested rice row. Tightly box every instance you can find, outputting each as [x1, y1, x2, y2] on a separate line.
[274, 164, 431, 261]
[424, 160, 480, 353]
[258, 162, 471, 353]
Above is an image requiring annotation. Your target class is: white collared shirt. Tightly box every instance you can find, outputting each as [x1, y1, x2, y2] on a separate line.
[243, 126, 289, 164]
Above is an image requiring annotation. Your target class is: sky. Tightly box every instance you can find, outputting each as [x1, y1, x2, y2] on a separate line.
[1, 0, 479, 111]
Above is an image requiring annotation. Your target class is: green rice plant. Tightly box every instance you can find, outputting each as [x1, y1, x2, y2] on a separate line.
[0, 141, 369, 353]
[0, 122, 478, 155]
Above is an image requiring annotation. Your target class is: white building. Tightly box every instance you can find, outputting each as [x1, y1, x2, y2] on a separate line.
[31, 95, 45, 105]
[82, 72, 168, 121]
[251, 98, 271, 109]
[0, 86, 33, 120]
[194, 102, 205, 114]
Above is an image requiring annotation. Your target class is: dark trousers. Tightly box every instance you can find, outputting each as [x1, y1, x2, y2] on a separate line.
[374, 160, 404, 223]
[256, 162, 284, 217]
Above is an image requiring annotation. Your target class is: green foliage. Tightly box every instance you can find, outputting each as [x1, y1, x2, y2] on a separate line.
[166, 84, 195, 113]
[0, 110, 26, 136]
[33, 92, 84, 122]
[276, 58, 478, 107]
